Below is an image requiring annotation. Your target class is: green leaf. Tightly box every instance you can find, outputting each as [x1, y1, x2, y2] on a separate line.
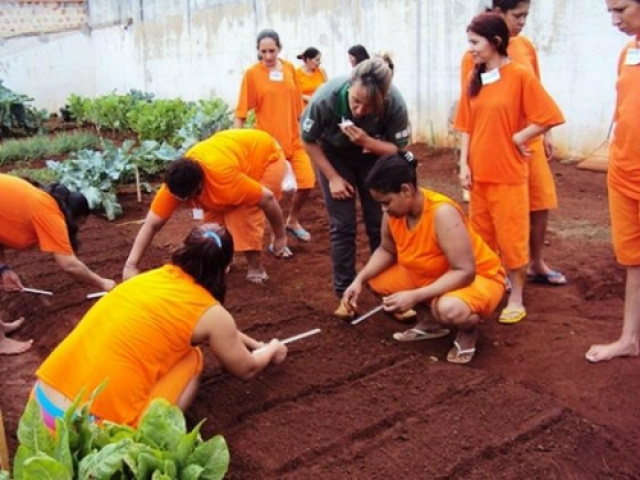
[186, 436, 229, 480]
[17, 399, 55, 456]
[175, 419, 205, 466]
[0, 470, 10, 480]
[151, 471, 172, 480]
[181, 464, 205, 480]
[22, 454, 72, 480]
[77, 438, 133, 479]
[52, 419, 73, 478]
[136, 451, 162, 479]
[136, 400, 186, 451]
[13, 445, 35, 480]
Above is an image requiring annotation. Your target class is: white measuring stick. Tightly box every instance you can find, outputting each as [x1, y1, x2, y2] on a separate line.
[86, 292, 107, 299]
[351, 304, 384, 325]
[22, 287, 54, 296]
[253, 328, 321, 354]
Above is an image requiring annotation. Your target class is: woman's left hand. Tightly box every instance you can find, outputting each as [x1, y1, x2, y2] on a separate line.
[382, 290, 417, 314]
[512, 132, 531, 157]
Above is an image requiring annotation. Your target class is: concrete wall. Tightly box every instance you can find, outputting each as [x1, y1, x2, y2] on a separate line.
[0, 0, 629, 158]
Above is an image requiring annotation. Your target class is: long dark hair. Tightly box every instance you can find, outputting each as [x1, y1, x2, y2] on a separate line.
[348, 44, 370, 65]
[467, 13, 510, 97]
[171, 223, 234, 302]
[44, 182, 90, 253]
[297, 47, 321, 61]
[366, 151, 418, 193]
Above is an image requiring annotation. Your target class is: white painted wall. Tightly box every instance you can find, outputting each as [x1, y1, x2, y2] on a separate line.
[0, 0, 630, 158]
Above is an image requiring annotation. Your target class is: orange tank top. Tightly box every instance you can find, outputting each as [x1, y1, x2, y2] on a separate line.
[387, 188, 504, 284]
[36, 264, 217, 425]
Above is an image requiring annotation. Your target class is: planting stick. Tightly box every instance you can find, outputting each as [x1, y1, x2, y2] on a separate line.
[253, 328, 321, 354]
[134, 165, 142, 203]
[86, 292, 107, 299]
[22, 287, 54, 296]
[351, 305, 384, 325]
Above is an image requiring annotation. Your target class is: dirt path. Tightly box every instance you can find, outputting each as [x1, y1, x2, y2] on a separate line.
[1, 146, 638, 479]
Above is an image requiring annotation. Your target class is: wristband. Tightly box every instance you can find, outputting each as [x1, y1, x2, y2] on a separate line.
[0, 264, 12, 275]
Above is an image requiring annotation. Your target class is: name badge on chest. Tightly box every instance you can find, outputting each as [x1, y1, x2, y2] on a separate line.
[269, 70, 284, 81]
[625, 48, 640, 66]
[480, 68, 501, 85]
[192, 208, 204, 220]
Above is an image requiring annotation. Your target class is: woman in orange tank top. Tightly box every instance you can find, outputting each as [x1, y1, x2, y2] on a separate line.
[342, 153, 506, 365]
[35, 224, 288, 428]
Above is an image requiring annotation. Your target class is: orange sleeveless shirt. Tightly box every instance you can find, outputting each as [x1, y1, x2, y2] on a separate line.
[36, 264, 217, 425]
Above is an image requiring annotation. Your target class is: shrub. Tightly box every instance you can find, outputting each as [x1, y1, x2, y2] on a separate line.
[0, 81, 47, 139]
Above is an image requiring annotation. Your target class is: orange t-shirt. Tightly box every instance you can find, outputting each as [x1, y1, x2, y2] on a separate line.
[235, 59, 304, 158]
[608, 38, 640, 200]
[0, 174, 72, 254]
[36, 264, 217, 425]
[150, 129, 282, 219]
[454, 62, 564, 184]
[388, 188, 504, 284]
[295, 67, 327, 106]
[460, 35, 546, 157]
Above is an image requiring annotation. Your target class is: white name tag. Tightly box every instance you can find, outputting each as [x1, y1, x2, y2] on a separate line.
[269, 70, 284, 81]
[480, 68, 501, 85]
[192, 208, 204, 220]
[625, 48, 640, 65]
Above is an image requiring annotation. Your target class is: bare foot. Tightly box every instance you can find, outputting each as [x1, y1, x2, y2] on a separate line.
[585, 340, 640, 363]
[1, 316, 26, 334]
[0, 337, 33, 356]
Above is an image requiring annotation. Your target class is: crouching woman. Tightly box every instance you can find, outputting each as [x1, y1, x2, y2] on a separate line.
[33, 223, 287, 428]
[342, 153, 506, 364]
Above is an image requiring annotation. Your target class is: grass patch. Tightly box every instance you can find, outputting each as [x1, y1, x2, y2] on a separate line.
[8, 166, 61, 185]
[0, 131, 101, 166]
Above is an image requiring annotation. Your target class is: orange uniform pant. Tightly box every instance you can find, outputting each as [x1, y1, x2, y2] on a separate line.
[608, 182, 640, 266]
[469, 182, 529, 270]
[369, 264, 505, 319]
[205, 153, 286, 252]
[528, 137, 558, 211]
[287, 139, 316, 190]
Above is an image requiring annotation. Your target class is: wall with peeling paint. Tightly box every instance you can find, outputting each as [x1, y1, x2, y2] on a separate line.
[0, 0, 629, 158]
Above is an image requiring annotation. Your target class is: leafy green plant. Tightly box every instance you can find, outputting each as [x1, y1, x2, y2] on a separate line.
[177, 99, 233, 150]
[90, 94, 137, 134]
[64, 94, 93, 126]
[2, 392, 229, 480]
[0, 132, 100, 166]
[127, 99, 191, 145]
[0, 81, 48, 139]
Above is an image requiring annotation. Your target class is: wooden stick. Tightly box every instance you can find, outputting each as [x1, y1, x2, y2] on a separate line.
[0, 409, 10, 471]
[134, 165, 142, 203]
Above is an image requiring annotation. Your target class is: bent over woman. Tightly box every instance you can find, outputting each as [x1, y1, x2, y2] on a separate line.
[0, 174, 116, 355]
[35, 224, 288, 428]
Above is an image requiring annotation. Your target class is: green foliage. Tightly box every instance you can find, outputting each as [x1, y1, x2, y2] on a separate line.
[177, 99, 234, 150]
[0, 131, 100, 166]
[127, 99, 191, 145]
[0, 81, 47, 139]
[46, 139, 179, 220]
[1, 396, 229, 480]
[7, 167, 61, 185]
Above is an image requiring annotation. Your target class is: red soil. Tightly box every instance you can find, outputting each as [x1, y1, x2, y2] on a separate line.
[1, 146, 639, 479]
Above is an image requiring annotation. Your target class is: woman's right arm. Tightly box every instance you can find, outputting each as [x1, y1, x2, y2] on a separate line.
[257, 187, 288, 255]
[193, 305, 287, 380]
[53, 254, 116, 290]
[123, 211, 168, 280]
[303, 141, 355, 199]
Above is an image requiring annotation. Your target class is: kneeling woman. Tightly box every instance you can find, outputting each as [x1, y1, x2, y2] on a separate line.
[34, 224, 287, 428]
[342, 153, 505, 364]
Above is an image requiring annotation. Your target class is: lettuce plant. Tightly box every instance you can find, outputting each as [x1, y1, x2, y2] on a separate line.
[1, 394, 229, 480]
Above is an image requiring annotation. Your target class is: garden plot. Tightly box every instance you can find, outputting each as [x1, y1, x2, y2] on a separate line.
[1, 147, 639, 479]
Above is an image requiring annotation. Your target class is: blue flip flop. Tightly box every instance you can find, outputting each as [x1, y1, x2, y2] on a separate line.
[286, 225, 311, 242]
